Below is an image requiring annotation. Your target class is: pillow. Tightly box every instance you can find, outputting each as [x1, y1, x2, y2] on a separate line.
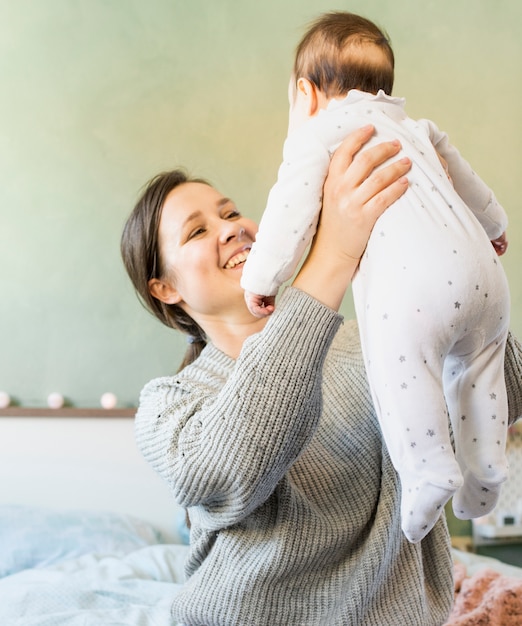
[0, 505, 164, 577]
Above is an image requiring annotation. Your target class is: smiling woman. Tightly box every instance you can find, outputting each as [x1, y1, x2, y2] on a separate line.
[121, 170, 263, 365]
[148, 181, 265, 358]
[149, 182, 259, 334]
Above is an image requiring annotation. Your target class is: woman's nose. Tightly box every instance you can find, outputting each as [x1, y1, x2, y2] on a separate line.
[221, 224, 246, 243]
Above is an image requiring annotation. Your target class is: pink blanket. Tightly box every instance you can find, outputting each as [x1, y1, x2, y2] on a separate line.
[445, 561, 522, 625]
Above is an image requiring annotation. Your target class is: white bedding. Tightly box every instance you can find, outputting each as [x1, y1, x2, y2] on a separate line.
[0, 505, 188, 625]
[0, 544, 188, 625]
[2, 504, 522, 625]
[452, 546, 522, 580]
[4, 546, 522, 626]
[0, 415, 189, 625]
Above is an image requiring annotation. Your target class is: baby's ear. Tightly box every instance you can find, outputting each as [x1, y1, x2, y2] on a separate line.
[296, 77, 319, 116]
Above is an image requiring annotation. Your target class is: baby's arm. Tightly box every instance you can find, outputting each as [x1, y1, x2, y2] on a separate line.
[435, 145, 508, 256]
[241, 126, 331, 298]
[244, 290, 276, 318]
[419, 118, 508, 240]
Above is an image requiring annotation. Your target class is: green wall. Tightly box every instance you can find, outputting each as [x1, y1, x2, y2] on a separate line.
[1, 0, 521, 407]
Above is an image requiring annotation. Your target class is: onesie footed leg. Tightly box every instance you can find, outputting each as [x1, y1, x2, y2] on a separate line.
[443, 328, 510, 520]
[452, 467, 508, 520]
[401, 475, 461, 543]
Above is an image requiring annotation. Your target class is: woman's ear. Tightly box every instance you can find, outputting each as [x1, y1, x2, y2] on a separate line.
[148, 278, 182, 304]
[296, 77, 320, 116]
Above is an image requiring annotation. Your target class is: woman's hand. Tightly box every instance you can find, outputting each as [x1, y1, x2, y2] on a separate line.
[321, 125, 411, 264]
[293, 125, 411, 311]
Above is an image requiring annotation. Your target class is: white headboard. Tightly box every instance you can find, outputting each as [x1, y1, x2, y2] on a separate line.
[0, 412, 183, 542]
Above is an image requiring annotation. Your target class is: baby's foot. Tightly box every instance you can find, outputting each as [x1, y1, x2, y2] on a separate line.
[452, 471, 506, 520]
[401, 482, 456, 543]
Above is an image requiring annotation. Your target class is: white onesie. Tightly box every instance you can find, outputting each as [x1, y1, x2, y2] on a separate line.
[241, 90, 510, 543]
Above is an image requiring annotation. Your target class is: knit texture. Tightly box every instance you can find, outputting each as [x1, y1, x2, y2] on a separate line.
[135, 287, 522, 625]
[505, 331, 522, 426]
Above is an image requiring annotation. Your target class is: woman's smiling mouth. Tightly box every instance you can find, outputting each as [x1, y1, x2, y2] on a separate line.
[224, 247, 251, 269]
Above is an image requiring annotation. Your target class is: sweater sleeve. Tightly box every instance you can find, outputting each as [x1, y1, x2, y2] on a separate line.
[135, 287, 343, 529]
[418, 118, 508, 240]
[505, 331, 522, 425]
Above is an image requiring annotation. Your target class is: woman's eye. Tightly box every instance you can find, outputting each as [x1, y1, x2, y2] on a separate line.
[225, 210, 241, 219]
[188, 227, 206, 240]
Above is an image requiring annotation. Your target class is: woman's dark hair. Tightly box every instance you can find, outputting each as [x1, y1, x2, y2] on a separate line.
[294, 11, 395, 97]
[121, 169, 208, 370]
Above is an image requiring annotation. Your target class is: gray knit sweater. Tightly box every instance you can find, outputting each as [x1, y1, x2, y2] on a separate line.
[135, 287, 522, 626]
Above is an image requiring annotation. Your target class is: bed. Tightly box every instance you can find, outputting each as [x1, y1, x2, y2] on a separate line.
[1, 411, 522, 625]
[0, 410, 190, 625]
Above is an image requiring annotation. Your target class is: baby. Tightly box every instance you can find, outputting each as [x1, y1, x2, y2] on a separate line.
[241, 11, 510, 543]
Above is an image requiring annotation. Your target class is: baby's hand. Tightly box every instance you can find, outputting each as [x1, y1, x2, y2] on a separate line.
[244, 290, 276, 318]
[491, 231, 508, 256]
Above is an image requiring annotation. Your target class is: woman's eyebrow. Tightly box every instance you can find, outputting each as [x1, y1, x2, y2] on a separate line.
[181, 198, 233, 230]
[218, 197, 233, 208]
[181, 210, 203, 228]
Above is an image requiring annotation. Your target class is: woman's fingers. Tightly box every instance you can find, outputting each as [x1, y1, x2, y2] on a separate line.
[321, 130, 412, 263]
[327, 125, 376, 181]
[491, 232, 508, 256]
[325, 137, 411, 216]
[345, 140, 405, 192]
[356, 155, 411, 217]
[329, 128, 405, 185]
[293, 128, 411, 310]
[326, 132, 410, 213]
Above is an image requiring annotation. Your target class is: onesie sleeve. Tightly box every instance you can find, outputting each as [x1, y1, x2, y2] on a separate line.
[418, 118, 508, 240]
[135, 287, 343, 530]
[240, 127, 331, 296]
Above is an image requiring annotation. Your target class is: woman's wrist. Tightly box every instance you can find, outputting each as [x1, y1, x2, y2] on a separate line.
[292, 242, 356, 312]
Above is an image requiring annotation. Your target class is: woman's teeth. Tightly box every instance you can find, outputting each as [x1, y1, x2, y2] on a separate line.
[225, 250, 249, 269]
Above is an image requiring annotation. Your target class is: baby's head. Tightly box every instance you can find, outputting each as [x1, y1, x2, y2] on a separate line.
[288, 11, 394, 132]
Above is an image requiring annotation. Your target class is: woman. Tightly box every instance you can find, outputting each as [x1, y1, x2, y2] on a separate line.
[121, 127, 522, 625]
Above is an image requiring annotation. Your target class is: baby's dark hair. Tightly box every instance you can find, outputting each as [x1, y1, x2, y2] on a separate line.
[293, 11, 394, 98]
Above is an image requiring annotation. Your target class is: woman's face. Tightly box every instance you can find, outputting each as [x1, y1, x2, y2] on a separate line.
[152, 181, 258, 322]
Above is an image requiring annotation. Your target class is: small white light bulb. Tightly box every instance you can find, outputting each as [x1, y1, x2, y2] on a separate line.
[100, 392, 118, 410]
[47, 392, 65, 409]
[0, 391, 11, 409]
